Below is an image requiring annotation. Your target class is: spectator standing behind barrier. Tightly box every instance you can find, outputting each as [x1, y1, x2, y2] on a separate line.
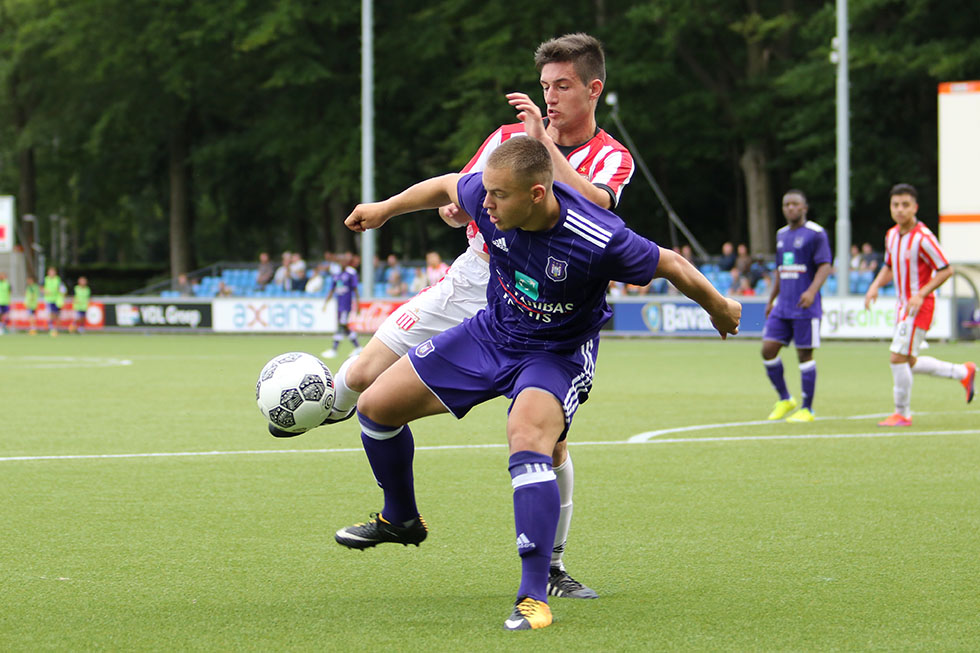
[255, 252, 275, 288]
[176, 273, 194, 296]
[849, 244, 862, 272]
[859, 242, 881, 273]
[273, 251, 291, 290]
[24, 276, 40, 335]
[424, 251, 450, 286]
[288, 252, 307, 291]
[43, 267, 64, 336]
[69, 276, 91, 334]
[718, 241, 736, 272]
[386, 269, 408, 297]
[0, 271, 10, 334]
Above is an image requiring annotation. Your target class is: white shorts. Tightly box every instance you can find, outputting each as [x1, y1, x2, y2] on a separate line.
[374, 248, 490, 357]
[888, 314, 929, 358]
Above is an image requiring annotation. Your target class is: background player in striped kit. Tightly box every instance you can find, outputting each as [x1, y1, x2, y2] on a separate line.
[325, 33, 633, 599]
[761, 189, 832, 422]
[334, 137, 741, 630]
[864, 183, 975, 426]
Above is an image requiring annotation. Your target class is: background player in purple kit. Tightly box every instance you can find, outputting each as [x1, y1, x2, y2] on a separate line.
[334, 137, 741, 631]
[761, 189, 832, 422]
[321, 252, 361, 359]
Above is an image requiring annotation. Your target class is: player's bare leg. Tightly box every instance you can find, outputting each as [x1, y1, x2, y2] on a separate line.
[324, 336, 401, 423]
[334, 356, 446, 550]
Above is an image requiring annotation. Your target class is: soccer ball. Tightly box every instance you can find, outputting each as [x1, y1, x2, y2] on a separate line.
[256, 352, 335, 437]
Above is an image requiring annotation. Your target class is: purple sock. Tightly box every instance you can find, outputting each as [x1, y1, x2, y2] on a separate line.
[800, 361, 817, 410]
[357, 411, 418, 525]
[764, 358, 790, 400]
[509, 451, 559, 602]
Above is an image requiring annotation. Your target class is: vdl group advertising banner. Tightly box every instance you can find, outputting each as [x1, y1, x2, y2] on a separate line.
[609, 296, 953, 339]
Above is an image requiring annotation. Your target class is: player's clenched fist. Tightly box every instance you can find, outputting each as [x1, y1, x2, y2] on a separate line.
[345, 203, 392, 232]
[711, 297, 742, 340]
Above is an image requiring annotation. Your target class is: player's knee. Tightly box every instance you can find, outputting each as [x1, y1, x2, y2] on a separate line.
[356, 384, 387, 424]
[345, 357, 378, 392]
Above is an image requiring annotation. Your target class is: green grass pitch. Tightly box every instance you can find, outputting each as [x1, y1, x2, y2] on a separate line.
[1, 334, 978, 651]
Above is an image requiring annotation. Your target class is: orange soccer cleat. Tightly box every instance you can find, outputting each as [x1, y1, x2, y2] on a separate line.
[877, 413, 912, 427]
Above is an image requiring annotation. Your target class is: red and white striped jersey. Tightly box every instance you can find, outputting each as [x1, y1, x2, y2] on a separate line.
[883, 221, 949, 328]
[459, 122, 634, 255]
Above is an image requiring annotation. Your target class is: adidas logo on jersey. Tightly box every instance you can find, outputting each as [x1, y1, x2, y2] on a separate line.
[516, 532, 535, 552]
[492, 237, 509, 252]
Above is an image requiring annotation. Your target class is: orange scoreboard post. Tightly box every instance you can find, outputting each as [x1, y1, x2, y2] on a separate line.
[938, 81, 980, 262]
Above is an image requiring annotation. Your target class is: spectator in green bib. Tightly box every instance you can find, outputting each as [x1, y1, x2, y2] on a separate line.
[43, 267, 64, 336]
[25, 276, 40, 335]
[0, 271, 10, 334]
[70, 276, 91, 334]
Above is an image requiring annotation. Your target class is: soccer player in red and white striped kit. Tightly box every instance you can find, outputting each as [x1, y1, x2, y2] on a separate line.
[864, 183, 976, 426]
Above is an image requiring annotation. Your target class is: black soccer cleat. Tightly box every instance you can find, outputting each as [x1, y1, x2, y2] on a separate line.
[335, 512, 428, 550]
[547, 566, 599, 599]
[268, 422, 302, 438]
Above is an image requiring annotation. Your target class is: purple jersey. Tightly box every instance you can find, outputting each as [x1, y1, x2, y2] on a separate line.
[456, 172, 659, 352]
[771, 221, 832, 320]
[330, 267, 359, 313]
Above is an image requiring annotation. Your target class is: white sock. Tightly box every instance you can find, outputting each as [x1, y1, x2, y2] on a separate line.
[331, 355, 360, 414]
[890, 362, 913, 418]
[912, 355, 967, 380]
[551, 454, 574, 568]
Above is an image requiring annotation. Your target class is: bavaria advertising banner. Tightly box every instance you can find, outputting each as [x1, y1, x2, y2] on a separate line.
[608, 296, 953, 339]
[610, 298, 767, 337]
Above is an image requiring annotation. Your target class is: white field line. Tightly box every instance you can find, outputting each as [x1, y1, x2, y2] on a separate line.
[1, 424, 978, 463]
[628, 409, 980, 442]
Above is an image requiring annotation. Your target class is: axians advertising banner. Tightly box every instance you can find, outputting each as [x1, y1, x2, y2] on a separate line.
[212, 297, 337, 333]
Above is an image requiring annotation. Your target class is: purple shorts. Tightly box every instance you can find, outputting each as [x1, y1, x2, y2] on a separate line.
[408, 311, 598, 440]
[762, 315, 821, 349]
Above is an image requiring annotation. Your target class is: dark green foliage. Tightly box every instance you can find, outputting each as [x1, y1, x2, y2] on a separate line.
[1, 0, 978, 269]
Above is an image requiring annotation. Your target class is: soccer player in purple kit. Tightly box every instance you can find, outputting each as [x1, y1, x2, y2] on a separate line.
[321, 252, 362, 359]
[334, 137, 741, 631]
[761, 189, 833, 422]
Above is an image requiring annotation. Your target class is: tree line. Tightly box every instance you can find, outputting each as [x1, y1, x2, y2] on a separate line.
[1, 0, 977, 284]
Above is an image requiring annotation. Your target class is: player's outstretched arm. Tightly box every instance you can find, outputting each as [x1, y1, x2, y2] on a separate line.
[655, 247, 741, 338]
[346, 173, 462, 232]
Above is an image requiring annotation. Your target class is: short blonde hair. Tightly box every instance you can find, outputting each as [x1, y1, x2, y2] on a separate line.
[485, 137, 554, 188]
